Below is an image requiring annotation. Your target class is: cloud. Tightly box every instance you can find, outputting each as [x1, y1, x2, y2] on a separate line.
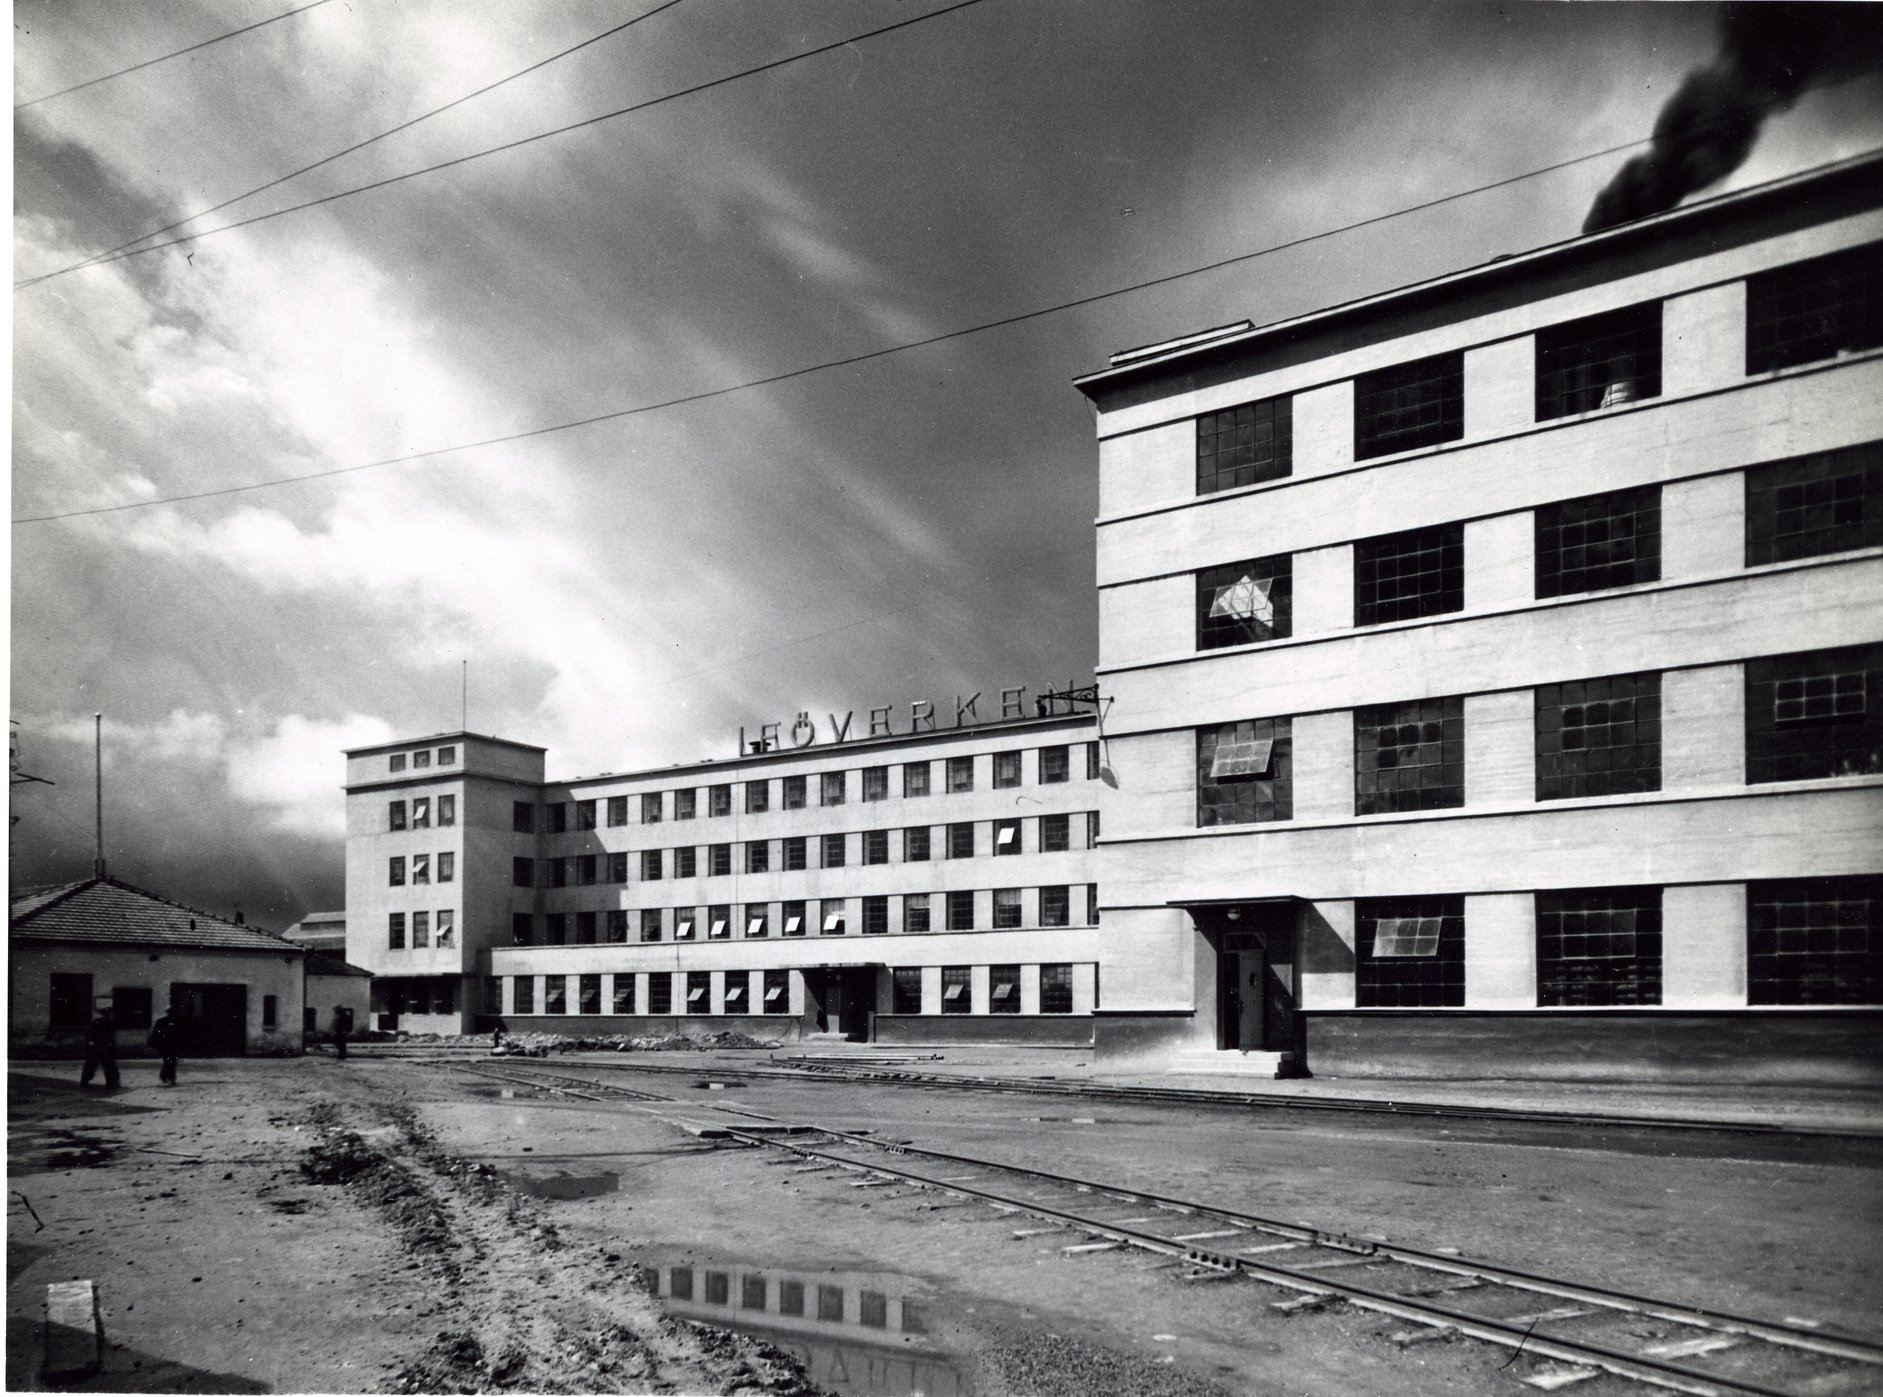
[227, 713, 395, 836]
[34, 708, 229, 765]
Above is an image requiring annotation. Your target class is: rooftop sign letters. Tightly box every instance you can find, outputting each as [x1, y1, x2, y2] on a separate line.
[738, 684, 1094, 756]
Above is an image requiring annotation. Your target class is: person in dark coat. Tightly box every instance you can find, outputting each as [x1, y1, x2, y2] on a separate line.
[80, 1007, 120, 1089]
[148, 1008, 182, 1086]
[331, 1007, 349, 1061]
[490, 1017, 508, 1053]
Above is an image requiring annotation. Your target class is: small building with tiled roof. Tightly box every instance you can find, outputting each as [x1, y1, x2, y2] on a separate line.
[9, 877, 306, 1057]
[304, 949, 373, 1044]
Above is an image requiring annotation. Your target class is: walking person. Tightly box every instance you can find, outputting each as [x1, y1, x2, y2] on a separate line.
[331, 1007, 350, 1061]
[79, 1005, 120, 1089]
[149, 1006, 182, 1087]
[490, 1016, 508, 1054]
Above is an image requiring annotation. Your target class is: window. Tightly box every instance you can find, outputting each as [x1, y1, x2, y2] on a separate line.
[904, 893, 931, 933]
[643, 849, 666, 881]
[549, 803, 567, 833]
[412, 910, 431, 947]
[513, 802, 534, 833]
[946, 891, 975, 931]
[686, 971, 711, 1013]
[675, 789, 697, 820]
[1536, 887, 1662, 1006]
[1041, 964, 1074, 1014]
[439, 852, 455, 883]
[1041, 885, 1070, 927]
[544, 913, 566, 945]
[746, 841, 770, 874]
[746, 905, 769, 938]
[1355, 350, 1463, 459]
[613, 975, 636, 1014]
[410, 854, 430, 885]
[947, 822, 975, 859]
[709, 905, 731, 939]
[1746, 242, 1883, 374]
[863, 766, 889, 802]
[579, 974, 601, 1015]
[607, 851, 627, 884]
[821, 833, 846, 869]
[113, 986, 152, 1030]
[547, 857, 566, 889]
[863, 895, 889, 935]
[709, 784, 731, 817]
[390, 753, 407, 773]
[1356, 895, 1465, 1006]
[1746, 644, 1883, 783]
[994, 751, 1021, 788]
[784, 837, 807, 871]
[1749, 876, 1883, 1005]
[904, 762, 931, 797]
[544, 977, 567, 1014]
[723, 974, 749, 1014]
[1039, 746, 1069, 784]
[648, 975, 672, 1015]
[893, 967, 923, 1014]
[439, 794, 455, 826]
[1355, 698, 1464, 815]
[1197, 395, 1292, 494]
[990, 964, 1020, 1013]
[1086, 742, 1101, 779]
[607, 795, 628, 826]
[512, 913, 533, 945]
[388, 913, 407, 950]
[607, 910, 628, 943]
[575, 911, 596, 945]
[1535, 300, 1662, 419]
[1198, 718, 1293, 825]
[389, 800, 407, 831]
[904, 826, 931, 861]
[576, 800, 597, 831]
[675, 846, 697, 878]
[947, 756, 974, 793]
[1746, 442, 1883, 565]
[411, 797, 431, 829]
[820, 900, 847, 935]
[942, 966, 971, 1014]
[860, 1290, 888, 1330]
[1536, 672, 1661, 799]
[782, 900, 806, 937]
[820, 771, 846, 807]
[783, 775, 806, 809]
[994, 818, 1021, 855]
[818, 1285, 845, 1324]
[863, 830, 889, 865]
[764, 969, 790, 1014]
[389, 856, 406, 886]
[577, 854, 596, 886]
[514, 976, 535, 1013]
[643, 908, 665, 942]
[484, 977, 504, 1014]
[1354, 523, 1464, 626]
[512, 856, 533, 887]
[437, 745, 455, 765]
[1536, 485, 1661, 597]
[412, 750, 431, 770]
[745, 780, 768, 814]
[1197, 554, 1293, 649]
[1087, 810, 1101, 846]
[629, 792, 656, 826]
[993, 889, 1022, 929]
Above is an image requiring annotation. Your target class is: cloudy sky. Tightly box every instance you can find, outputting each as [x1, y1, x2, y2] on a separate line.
[12, 0, 1883, 927]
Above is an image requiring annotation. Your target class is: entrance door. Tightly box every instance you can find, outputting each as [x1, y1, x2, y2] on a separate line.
[1217, 910, 1298, 1053]
[1219, 934, 1264, 1050]
[837, 969, 874, 1041]
[169, 983, 248, 1055]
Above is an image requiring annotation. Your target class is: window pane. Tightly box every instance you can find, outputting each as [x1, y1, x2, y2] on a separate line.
[1746, 442, 1883, 566]
[1354, 523, 1464, 626]
[1536, 485, 1661, 597]
[1537, 887, 1663, 1006]
[1196, 395, 1292, 494]
[1745, 644, 1883, 783]
[1354, 698, 1464, 814]
[1197, 554, 1293, 649]
[1746, 242, 1883, 374]
[1354, 351, 1463, 460]
[1749, 876, 1883, 1005]
[1535, 671, 1662, 800]
[1357, 896, 1465, 1006]
[1198, 718, 1293, 826]
[1535, 301, 1662, 420]
[1041, 964, 1074, 1014]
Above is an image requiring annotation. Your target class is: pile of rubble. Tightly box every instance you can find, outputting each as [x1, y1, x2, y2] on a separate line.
[395, 1029, 782, 1056]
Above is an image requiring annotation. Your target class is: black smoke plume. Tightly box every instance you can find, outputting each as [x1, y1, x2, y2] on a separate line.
[1584, 3, 1883, 234]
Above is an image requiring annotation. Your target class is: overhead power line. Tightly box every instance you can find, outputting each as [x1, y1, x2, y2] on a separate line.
[15, 0, 340, 111]
[15, 0, 991, 291]
[13, 131, 1704, 527]
[32, 0, 689, 285]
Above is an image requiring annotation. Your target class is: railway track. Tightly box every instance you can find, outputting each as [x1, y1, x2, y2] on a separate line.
[444, 1060, 1883, 1396]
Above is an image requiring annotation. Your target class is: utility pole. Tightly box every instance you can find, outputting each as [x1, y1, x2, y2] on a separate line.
[94, 713, 106, 879]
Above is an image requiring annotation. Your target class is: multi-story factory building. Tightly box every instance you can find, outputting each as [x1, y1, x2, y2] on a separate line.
[1073, 152, 1883, 1078]
[343, 712, 1104, 1043]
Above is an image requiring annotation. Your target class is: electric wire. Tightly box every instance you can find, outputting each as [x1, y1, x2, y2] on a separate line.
[14, 0, 991, 291]
[29, 0, 689, 285]
[15, 0, 340, 111]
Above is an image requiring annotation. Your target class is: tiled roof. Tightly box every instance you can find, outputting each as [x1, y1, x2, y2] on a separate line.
[305, 951, 373, 978]
[9, 878, 303, 955]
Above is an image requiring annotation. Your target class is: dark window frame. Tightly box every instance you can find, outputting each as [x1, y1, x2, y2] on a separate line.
[1536, 886, 1663, 1006]
[1749, 876, 1883, 1005]
[1355, 697, 1464, 815]
[1354, 351, 1464, 460]
[1196, 553, 1293, 649]
[1356, 895, 1466, 1007]
[1536, 485, 1661, 598]
[1746, 242, 1883, 375]
[1746, 442, 1883, 566]
[1355, 523, 1464, 627]
[1198, 717, 1294, 826]
[1534, 300, 1663, 420]
[1196, 394, 1292, 495]
[1536, 671, 1662, 800]
[1746, 643, 1883, 784]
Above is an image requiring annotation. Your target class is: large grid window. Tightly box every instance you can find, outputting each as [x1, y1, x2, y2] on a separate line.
[994, 751, 1022, 788]
[946, 823, 974, 859]
[1746, 442, 1883, 565]
[821, 833, 847, 869]
[863, 829, 889, 865]
[675, 789, 697, 820]
[643, 849, 666, 881]
[745, 781, 768, 814]
[708, 784, 731, 817]
[747, 841, 770, 874]
[1197, 554, 1292, 650]
[764, 969, 790, 1014]
[1356, 895, 1465, 1007]
[946, 891, 975, 931]
[1196, 395, 1292, 495]
[1536, 887, 1663, 1006]
[1354, 524, 1463, 626]
[904, 826, 931, 861]
[1746, 643, 1883, 783]
[1749, 876, 1883, 1005]
[1041, 964, 1074, 1014]
[904, 762, 931, 797]
[675, 847, 697, 878]
[1746, 242, 1883, 374]
[820, 771, 846, 807]
[1039, 747, 1069, 784]
[947, 756, 974, 793]
[607, 796, 628, 827]
[784, 837, 807, 871]
[903, 893, 931, 933]
[708, 844, 730, 877]
[1355, 698, 1463, 814]
[1197, 718, 1293, 826]
[893, 967, 922, 1014]
[1040, 885, 1070, 927]
[513, 976, 534, 1014]
[1535, 301, 1662, 420]
[1041, 813, 1070, 852]
[1536, 672, 1661, 800]
[1354, 351, 1463, 460]
[993, 889, 1022, 929]
[647, 975, 672, 1015]
[941, 966, 972, 1014]
[1536, 485, 1660, 597]
[863, 896, 888, 936]
[782, 775, 806, 809]
[862, 766, 889, 802]
[990, 964, 1020, 1013]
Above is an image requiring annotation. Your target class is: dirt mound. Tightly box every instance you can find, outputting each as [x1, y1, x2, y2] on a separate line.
[299, 1121, 460, 1275]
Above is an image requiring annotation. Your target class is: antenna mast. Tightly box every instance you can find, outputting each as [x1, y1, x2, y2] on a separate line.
[93, 713, 107, 879]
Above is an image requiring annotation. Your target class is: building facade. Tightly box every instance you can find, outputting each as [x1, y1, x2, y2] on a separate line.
[343, 713, 1103, 1043]
[1074, 152, 1883, 1079]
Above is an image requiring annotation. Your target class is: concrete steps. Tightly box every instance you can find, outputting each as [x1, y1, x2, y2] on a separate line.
[1166, 1049, 1292, 1079]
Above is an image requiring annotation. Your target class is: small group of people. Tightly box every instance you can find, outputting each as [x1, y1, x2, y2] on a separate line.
[80, 1005, 181, 1089]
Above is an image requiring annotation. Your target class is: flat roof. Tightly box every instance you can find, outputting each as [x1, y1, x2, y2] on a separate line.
[345, 730, 547, 757]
